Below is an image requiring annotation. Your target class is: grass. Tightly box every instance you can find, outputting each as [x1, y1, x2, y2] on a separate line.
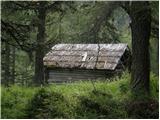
[1, 72, 159, 119]
[1, 85, 38, 118]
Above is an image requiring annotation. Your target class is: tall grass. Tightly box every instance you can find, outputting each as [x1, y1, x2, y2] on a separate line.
[1, 85, 38, 118]
[1, 72, 158, 119]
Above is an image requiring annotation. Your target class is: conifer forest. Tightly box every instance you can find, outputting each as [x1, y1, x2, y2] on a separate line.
[1, 1, 159, 119]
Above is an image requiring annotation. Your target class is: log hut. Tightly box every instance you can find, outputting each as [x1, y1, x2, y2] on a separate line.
[43, 44, 131, 83]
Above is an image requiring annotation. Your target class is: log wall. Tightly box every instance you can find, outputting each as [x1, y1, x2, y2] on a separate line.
[46, 69, 116, 83]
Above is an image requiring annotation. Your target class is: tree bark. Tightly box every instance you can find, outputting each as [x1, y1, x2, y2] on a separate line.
[4, 42, 10, 86]
[11, 46, 15, 84]
[156, 40, 159, 75]
[34, 2, 46, 85]
[129, 2, 151, 94]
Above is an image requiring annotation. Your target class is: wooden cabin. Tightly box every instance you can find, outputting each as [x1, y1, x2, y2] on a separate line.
[43, 44, 131, 83]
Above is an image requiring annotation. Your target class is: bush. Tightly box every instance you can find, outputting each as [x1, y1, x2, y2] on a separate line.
[1, 85, 36, 119]
[25, 88, 70, 119]
[76, 90, 128, 119]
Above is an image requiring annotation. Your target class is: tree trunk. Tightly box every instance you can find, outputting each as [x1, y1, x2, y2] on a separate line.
[129, 2, 151, 94]
[156, 41, 159, 75]
[4, 42, 10, 86]
[11, 46, 15, 84]
[34, 2, 46, 85]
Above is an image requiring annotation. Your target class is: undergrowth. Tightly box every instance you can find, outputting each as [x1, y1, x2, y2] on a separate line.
[1, 72, 159, 119]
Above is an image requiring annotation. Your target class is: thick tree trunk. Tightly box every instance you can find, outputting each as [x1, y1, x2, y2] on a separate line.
[4, 42, 10, 86]
[34, 2, 46, 85]
[129, 2, 151, 94]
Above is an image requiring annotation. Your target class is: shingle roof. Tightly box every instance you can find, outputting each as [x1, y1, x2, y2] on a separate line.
[43, 44, 128, 70]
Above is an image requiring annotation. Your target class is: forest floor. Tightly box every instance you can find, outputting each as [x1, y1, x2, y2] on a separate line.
[1, 72, 159, 119]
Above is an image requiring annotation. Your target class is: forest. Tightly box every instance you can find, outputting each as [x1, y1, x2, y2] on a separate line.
[1, 1, 159, 119]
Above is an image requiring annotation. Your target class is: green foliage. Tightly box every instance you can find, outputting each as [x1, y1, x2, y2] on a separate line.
[150, 37, 159, 75]
[25, 88, 70, 118]
[1, 1, 158, 118]
[1, 85, 37, 118]
[15, 51, 34, 85]
[76, 90, 127, 119]
[1, 1, 158, 86]
[150, 72, 159, 100]
[1, 72, 158, 119]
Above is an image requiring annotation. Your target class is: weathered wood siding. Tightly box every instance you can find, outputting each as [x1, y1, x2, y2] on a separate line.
[45, 51, 131, 83]
[47, 69, 116, 83]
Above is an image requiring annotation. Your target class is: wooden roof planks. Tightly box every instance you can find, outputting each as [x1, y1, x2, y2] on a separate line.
[43, 44, 128, 70]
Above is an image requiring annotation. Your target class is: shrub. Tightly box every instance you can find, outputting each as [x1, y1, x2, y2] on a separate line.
[76, 90, 128, 119]
[1, 85, 36, 119]
[25, 88, 70, 119]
